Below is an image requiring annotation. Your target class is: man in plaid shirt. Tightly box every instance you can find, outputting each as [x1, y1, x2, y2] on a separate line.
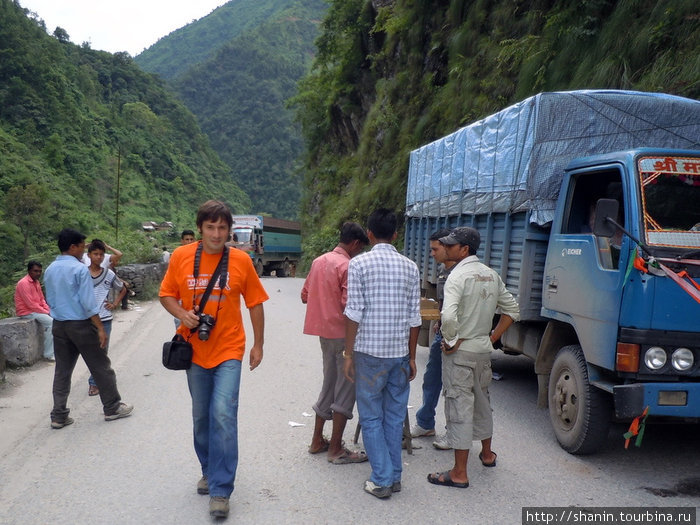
[343, 208, 422, 498]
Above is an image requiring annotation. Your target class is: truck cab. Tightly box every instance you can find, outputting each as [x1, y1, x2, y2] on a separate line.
[232, 222, 263, 255]
[541, 149, 700, 452]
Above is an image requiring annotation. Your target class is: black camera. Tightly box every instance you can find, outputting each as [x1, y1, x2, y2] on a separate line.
[197, 314, 216, 341]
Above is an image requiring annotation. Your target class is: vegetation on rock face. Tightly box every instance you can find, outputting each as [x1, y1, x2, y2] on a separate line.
[137, 0, 327, 221]
[293, 0, 700, 262]
[0, 0, 249, 315]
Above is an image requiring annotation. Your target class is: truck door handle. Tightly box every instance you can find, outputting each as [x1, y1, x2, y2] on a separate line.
[547, 282, 558, 293]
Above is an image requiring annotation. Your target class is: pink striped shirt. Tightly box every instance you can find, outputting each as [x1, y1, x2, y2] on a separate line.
[301, 246, 350, 339]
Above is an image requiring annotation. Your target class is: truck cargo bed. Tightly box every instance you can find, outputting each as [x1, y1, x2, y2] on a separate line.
[405, 211, 549, 321]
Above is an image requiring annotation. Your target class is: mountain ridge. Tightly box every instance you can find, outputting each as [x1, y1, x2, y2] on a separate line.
[136, 0, 327, 220]
[135, 0, 303, 80]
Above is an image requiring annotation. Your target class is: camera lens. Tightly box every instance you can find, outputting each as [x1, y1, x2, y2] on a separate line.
[197, 314, 214, 341]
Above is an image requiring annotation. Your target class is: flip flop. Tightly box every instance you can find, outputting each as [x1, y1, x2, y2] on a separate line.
[427, 471, 469, 488]
[329, 449, 368, 465]
[478, 451, 497, 467]
[308, 437, 330, 454]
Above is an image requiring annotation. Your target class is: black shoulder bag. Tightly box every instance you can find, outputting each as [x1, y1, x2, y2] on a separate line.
[162, 244, 229, 370]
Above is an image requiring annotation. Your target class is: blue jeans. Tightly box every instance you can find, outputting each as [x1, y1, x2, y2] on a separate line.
[354, 352, 410, 487]
[21, 313, 54, 358]
[415, 333, 443, 430]
[88, 319, 112, 387]
[187, 359, 242, 498]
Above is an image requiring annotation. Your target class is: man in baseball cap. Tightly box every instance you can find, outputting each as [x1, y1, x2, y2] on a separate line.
[427, 225, 519, 489]
[439, 227, 480, 254]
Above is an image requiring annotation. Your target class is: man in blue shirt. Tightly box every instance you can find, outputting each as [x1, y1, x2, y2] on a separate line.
[44, 228, 133, 429]
[343, 209, 422, 498]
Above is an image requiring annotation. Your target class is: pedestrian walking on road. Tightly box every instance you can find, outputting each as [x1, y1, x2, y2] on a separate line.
[427, 227, 519, 489]
[343, 208, 422, 499]
[43, 228, 133, 430]
[302, 222, 369, 464]
[160, 200, 269, 519]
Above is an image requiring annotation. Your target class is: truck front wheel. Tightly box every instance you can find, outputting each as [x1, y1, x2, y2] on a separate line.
[548, 345, 611, 455]
[277, 260, 292, 278]
[254, 260, 263, 277]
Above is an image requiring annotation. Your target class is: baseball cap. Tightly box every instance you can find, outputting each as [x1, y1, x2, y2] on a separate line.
[439, 227, 480, 253]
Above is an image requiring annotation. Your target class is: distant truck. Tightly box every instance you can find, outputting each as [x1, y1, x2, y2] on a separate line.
[230, 215, 301, 277]
[404, 90, 700, 454]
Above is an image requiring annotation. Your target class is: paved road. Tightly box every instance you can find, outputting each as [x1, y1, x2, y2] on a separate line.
[0, 277, 698, 524]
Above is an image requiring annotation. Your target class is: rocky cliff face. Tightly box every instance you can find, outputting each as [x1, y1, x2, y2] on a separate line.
[295, 0, 700, 262]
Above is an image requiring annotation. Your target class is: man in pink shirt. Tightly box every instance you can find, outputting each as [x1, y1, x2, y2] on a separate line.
[302, 222, 368, 463]
[14, 261, 54, 360]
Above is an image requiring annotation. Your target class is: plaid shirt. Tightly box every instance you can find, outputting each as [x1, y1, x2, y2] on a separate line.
[345, 243, 422, 358]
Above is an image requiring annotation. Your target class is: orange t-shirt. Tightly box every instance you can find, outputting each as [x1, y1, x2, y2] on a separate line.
[159, 241, 269, 368]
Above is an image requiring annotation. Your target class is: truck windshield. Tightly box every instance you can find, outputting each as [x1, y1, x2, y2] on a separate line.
[233, 228, 252, 244]
[639, 156, 700, 248]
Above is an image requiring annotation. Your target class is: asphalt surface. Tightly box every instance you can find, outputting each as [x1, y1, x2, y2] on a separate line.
[0, 277, 698, 524]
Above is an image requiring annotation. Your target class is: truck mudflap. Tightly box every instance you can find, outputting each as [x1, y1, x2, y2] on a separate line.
[613, 382, 700, 419]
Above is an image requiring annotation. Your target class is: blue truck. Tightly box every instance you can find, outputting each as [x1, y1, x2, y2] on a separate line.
[404, 90, 700, 454]
[230, 215, 302, 277]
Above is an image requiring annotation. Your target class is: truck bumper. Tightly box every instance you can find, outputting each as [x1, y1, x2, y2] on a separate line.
[613, 382, 700, 419]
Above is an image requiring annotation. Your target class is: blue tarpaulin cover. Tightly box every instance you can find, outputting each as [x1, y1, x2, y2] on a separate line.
[405, 90, 700, 225]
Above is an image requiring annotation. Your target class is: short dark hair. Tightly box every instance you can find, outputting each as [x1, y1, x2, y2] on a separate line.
[57, 228, 86, 253]
[181, 229, 195, 239]
[27, 260, 42, 272]
[367, 208, 397, 240]
[87, 239, 106, 253]
[339, 222, 369, 245]
[196, 200, 232, 230]
[429, 228, 452, 242]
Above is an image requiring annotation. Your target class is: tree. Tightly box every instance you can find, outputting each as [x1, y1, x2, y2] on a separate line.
[4, 183, 53, 259]
[53, 26, 70, 44]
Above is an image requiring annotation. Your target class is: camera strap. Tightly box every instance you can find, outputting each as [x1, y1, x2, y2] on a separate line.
[192, 241, 229, 321]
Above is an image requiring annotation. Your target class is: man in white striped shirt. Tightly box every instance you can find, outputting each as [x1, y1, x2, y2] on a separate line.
[343, 208, 422, 498]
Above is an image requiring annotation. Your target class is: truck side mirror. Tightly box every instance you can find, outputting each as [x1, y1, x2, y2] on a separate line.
[593, 198, 619, 238]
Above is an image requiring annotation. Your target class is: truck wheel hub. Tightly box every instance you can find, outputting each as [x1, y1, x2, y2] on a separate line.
[553, 370, 578, 428]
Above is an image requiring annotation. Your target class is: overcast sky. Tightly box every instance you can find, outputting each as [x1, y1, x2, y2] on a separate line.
[19, 0, 230, 56]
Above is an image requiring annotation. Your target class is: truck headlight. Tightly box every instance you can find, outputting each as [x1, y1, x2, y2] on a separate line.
[671, 348, 694, 371]
[644, 346, 667, 370]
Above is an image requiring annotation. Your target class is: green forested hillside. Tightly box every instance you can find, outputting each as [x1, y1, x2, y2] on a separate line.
[0, 0, 249, 313]
[134, 0, 303, 80]
[294, 0, 700, 259]
[173, 1, 324, 219]
[136, 0, 326, 221]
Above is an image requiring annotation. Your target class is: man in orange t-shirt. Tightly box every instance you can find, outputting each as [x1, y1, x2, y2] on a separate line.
[160, 200, 268, 519]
